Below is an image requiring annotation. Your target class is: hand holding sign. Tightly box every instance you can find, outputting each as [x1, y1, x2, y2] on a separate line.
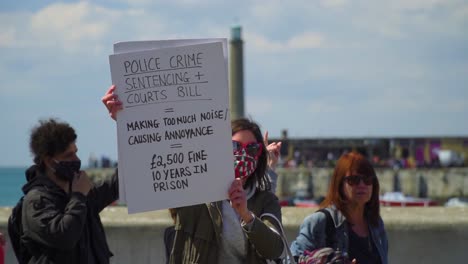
[102, 85, 123, 120]
[229, 178, 253, 223]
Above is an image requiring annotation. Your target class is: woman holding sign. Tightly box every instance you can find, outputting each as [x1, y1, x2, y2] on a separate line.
[103, 85, 286, 263]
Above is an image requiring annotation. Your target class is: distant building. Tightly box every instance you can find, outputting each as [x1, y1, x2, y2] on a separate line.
[269, 133, 468, 168]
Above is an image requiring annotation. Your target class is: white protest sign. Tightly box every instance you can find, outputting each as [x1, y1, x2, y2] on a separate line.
[112, 39, 228, 203]
[109, 41, 234, 213]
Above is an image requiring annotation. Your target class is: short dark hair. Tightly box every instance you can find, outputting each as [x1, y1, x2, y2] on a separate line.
[231, 118, 270, 191]
[29, 118, 77, 170]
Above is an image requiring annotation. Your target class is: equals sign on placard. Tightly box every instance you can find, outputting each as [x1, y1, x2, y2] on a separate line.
[170, 143, 182, 149]
[165, 108, 174, 113]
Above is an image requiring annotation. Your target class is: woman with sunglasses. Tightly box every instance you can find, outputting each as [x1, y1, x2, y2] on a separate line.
[102, 86, 285, 263]
[290, 151, 388, 264]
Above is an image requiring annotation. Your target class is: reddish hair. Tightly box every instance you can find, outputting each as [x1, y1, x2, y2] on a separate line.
[320, 152, 381, 226]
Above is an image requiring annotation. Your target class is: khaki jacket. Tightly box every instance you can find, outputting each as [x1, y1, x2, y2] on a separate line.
[170, 190, 284, 264]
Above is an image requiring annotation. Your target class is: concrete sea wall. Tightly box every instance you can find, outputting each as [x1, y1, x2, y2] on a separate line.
[86, 167, 468, 201]
[1, 206, 468, 263]
[276, 167, 468, 201]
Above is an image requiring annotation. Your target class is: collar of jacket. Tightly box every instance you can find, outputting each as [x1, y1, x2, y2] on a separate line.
[22, 166, 69, 198]
[325, 205, 347, 228]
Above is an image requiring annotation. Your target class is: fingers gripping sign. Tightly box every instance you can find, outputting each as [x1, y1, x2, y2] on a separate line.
[101, 85, 123, 120]
[228, 179, 245, 210]
[228, 178, 253, 223]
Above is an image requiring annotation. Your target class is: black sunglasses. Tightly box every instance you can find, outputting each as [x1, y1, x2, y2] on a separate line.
[232, 140, 263, 157]
[344, 175, 373, 186]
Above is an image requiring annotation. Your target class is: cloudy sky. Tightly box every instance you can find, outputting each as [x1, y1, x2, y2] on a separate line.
[1, 0, 467, 167]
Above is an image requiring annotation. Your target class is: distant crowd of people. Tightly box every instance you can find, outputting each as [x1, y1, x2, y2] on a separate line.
[87, 154, 116, 169]
[278, 150, 464, 170]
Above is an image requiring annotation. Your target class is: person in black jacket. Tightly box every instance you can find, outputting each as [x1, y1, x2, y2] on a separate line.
[16, 118, 118, 264]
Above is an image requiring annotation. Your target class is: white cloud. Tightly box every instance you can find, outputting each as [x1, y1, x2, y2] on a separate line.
[0, 27, 15, 47]
[319, 0, 349, 9]
[445, 100, 468, 112]
[0, 12, 29, 48]
[308, 66, 341, 79]
[31, 3, 106, 37]
[29, 2, 115, 52]
[250, 1, 283, 21]
[245, 32, 283, 52]
[0, 2, 150, 53]
[359, 86, 468, 116]
[245, 96, 274, 116]
[116, 0, 153, 4]
[117, 0, 216, 6]
[305, 58, 431, 83]
[246, 31, 324, 53]
[288, 32, 324, 49]
[389, 0, 447, 11]
[306, 101, 342, 114]
[351, 8, 405, 38]
[351, 0, 468, 38]
[454, 3, 468, 20]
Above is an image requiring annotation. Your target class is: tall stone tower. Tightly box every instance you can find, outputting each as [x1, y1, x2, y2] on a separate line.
[229, 25, 244, 120]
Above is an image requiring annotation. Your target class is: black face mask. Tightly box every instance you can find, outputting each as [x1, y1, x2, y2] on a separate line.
[53, 159, 81, 181]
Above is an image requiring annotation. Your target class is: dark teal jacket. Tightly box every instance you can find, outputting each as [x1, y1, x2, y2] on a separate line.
[20, 165, 118, 264]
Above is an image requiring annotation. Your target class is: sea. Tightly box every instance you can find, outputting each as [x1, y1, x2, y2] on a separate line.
[0, 167, 28, 207]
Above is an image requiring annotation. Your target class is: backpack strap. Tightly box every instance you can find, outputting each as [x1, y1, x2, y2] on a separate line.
[8, 186, 48, 264]
[317, 208, 336, 248]
[8, 196, 25, 263]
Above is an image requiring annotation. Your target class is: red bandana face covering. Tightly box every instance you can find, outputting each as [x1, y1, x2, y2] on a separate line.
[234, 152, 258, 179]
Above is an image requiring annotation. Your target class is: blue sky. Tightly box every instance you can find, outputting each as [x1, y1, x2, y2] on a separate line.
[1, 0, 467, 167]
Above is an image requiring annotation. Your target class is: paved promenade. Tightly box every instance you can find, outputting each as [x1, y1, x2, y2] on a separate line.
[1, 206, 468, 263]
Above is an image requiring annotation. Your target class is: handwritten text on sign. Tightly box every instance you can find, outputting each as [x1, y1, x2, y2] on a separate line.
[122, 53, 208, 107]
